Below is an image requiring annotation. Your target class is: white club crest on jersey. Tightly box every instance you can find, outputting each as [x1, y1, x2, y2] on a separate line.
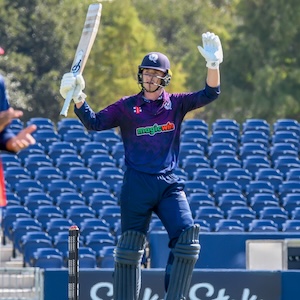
[148, 53, 159, 63]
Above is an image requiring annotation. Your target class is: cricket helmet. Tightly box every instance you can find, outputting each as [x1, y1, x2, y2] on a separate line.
[137, 52, 172, 87]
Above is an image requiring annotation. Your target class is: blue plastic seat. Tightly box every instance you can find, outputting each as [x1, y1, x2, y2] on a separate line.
[188, 193, 215, 217]
[1, 154, 21, 168]
[45, 179, 77, 198]
[217, 193, 247, 216]
[17, 147, 45, 165]
[178, 143, 204, 165]
[240, 131, 269, 148]
[223, 168, 252, 193]
[34, 167, 63, 186]
[45, 218, 73, 239]
[79, 179, 111, 198]
[245, 180, 274, 202]
[269, 143, 298, 163]
[213, 180, 242, 200]
[194, 206, 224, 230]
[238, 142, 268, 161]
[87, 154, 117, 173]
[31, 248, 63, 268]
[181, 119, 208, 134]
[248, 219, 278, 232]
[208, 142, 237, 165]
[272, 131, 299, 149]
[259, 206, 288, 230]
[281, 194, 300, 216]
[214, 219, 245, 232]
[91, 130, 121, 152]
[255, 168, 283, 193]
[184, 180, 208, 196]
[226, 206, 256, 230]
[242, 119, 270, 137]
[27, 117, 55, 130]
[66, 167, 95, 187]
[249, 193, 279, 216]
[278, 181, 300, 199]
[209, 131, 238, 148]
[242, 156, 271, 179]
[173, 168, 189, 181]
[34, 205, 64, 230]
[273, 156, 300, 179]
[62, 130, 91, 151]
[110, 142, 125, 162]
[286, 168, 300, 181]
[193, 219, 211, 232]
[212, 119, 240, 139]
[66, 205, 96, 225]
[98, 246, 115, 268]
[181, 155, 210, 179]
[282, 220, 300, 232]
[181, 131, 209, 153]
[192, 168, 221, 193]
[87, 193, 118, 214]
[213, 155, 241, 178]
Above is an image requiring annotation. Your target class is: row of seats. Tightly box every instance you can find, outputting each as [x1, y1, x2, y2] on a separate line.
[2, 117, 300, 269]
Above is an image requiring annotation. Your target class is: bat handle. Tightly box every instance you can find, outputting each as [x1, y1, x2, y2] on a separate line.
[60, 88, 74, 117]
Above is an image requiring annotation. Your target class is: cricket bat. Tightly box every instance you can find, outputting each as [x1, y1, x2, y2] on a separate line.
[60, 3, 102, 117]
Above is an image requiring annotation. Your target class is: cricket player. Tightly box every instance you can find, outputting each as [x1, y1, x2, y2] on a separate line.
[60, 31, 223, 300]
[0, 46, 36, 152]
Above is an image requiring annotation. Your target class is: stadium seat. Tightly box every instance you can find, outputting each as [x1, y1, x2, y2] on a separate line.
[258, 206, 289, 230]
[181, 119, 208, 134]
[5, 167, 31, 188]
[34, 166, 63, 186]
[8, 118, 23, 130]
[17, 147, 45, 165]
[178, 143, 204, 165]
[223, 168, 252, 193]
[173, 168, 189, 181]
[248, 219, 279, 232]
[79, 179, 111, 198]
[255, 168, 283, 193]
[22, 238, 54, 266]
[273, 156, 300, 179]
[245, 180, 274, 202]
[79, 247, 97, 268]
[91, 130, 121, 152]
[32, 130, 60, 151]
[282, 220, 300, 232]
[96, 167, 124, 192]
[23, 192, 53, 206]
[98, 246, 115, 268]
[87, 193, 118, 213]
[181, 155, 210, 179]
[281, 194, 300, 216]
[1, 154, 21, 168]
[62, 129, 91, 151]
[238, 142, 268, 161]
[181, 131, 209, 153]
[85, 235, 115, 258]
[214, 219, 245, 232]
[80, 142, 109, 164]
[24, 198, 53, 216]
[208, 142, 237, 165]
[45, 179, 77, 198]
[217, 193, 247, 216]
[98, 205, 121, 229]
[242, 119, 270, 137]
[34, 205, 64, 230]
[193, 219, 211, 232]
[194, 206, 224, 230]
[184, 180, 208, 196]
[110, 142, 125, 162]
[213, 155, 241, 178]
[240, 131, 269, 148]
[211, 119, 240, 137]
[45, 218, 73, 240]
[10, 218, 42, 255]
[66, 205, 96, 225]
[87, 154, 117, 173]
[192, 168, 221, 193]
[27, 117, 55, 130]
[278, 181, 300, 200]
[80, 219, 110, 241]
[242, 155, 271, 179]
[209, 131, 238, 148]
[31, 248, 63, 268]
[226, 206, 256, 231]
[66, 167, 95, 187]
[20, 232, 52, 255]
[54, 154, 85, 174]
[269, 143, 298, 163]
[13, 180, 45, 198]
[273, 118, 300, 135]
[213, 180, 242, 200]
[285, 168, 300, 181]
[291, 207, 300, 220]
[249, 193, 279, 216]
[272, 131, 300, 149]
[188, 193, 215, 217]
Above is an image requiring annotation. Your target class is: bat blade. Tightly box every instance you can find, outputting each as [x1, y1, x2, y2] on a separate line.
[60, 3, 102, 117]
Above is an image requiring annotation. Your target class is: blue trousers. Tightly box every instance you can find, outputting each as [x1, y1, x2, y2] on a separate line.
[119, 168, 194, 247]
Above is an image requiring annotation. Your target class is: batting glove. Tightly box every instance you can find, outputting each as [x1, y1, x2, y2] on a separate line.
[197, 32, 223, 69]
[60, 72, 86, 103]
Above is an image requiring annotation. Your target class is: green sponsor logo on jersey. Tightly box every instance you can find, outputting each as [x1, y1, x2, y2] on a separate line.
[136, 121, 175, 136]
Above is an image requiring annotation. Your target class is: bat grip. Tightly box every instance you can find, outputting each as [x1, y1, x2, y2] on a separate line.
[60, 88, 74, 117]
